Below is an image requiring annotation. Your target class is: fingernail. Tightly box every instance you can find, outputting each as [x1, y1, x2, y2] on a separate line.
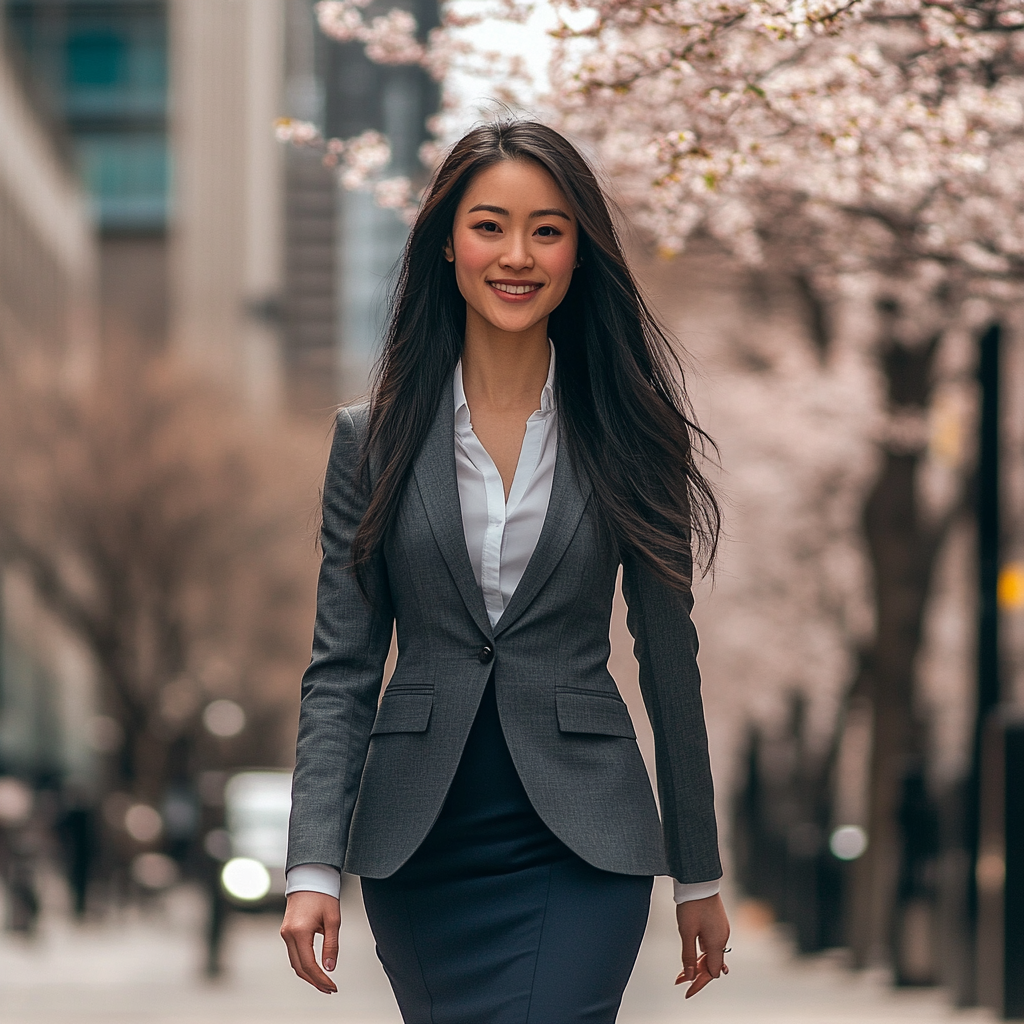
[324, 958, 336, 971]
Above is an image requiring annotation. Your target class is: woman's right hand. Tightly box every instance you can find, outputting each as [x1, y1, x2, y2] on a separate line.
[281, 890, 342, 993]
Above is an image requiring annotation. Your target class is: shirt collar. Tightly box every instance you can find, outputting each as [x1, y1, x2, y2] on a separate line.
[454, 341, 556, 427]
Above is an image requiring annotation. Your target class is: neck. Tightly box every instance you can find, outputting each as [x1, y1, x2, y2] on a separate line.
[460, 307, 550, 411]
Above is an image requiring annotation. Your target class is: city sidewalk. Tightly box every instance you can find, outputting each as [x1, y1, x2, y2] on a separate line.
[0, 877, 996, 1024]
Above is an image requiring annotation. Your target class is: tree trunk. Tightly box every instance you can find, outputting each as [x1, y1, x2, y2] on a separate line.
[848, 332, 946, 970]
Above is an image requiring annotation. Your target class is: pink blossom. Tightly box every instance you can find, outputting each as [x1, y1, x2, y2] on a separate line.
[364, 10, 426, 64]
[374, 175, 414, 209]
[315, 0, 427, 64]
[316, 0, 373, 42]
[343, 130, 392, 177]
[273, 118, 322, 146]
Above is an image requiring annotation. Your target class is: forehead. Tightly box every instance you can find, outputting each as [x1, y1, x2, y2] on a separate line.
[458, 159, 573, 217]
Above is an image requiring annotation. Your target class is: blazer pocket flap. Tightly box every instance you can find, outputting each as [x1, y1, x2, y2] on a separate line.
[371, 693, 433, 735]
[556, 691, 636, 739]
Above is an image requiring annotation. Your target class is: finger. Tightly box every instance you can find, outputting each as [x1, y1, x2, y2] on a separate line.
[283, 932, 321, 990]
[322, 908, 342, 973]
[685, 967, 715, 999]
[298, 936, 337, 994]
[676, 952, 706, 987]
[679, 924, 699, 982]
[287, 931, 337, 994]
[702, 941, 726, 979]
[698, 909, 731, 980]
[284, 932, 327, 992]
[679, 954, 713, 998]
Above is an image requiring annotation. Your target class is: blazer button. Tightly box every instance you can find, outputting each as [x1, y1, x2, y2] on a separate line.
[478, 645, 494, 664]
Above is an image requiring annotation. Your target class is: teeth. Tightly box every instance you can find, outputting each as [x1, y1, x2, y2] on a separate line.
[490, 282, 538, 295]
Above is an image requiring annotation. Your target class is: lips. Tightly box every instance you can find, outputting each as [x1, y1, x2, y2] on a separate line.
[488, 281, 542, 296]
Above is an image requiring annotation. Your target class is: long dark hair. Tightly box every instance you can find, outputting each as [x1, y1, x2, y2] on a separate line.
[352, 119, 719, 592]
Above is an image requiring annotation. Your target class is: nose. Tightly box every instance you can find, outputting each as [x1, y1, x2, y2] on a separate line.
[498, 231, 533, 271]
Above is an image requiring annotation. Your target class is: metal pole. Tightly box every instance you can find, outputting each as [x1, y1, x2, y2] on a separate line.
[966, 323, 1002, 1003]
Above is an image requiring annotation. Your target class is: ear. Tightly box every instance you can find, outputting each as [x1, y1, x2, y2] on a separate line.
[443, 238, 455, 263]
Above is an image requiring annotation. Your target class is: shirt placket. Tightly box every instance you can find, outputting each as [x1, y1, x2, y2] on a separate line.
[505, 409, 548, 517]
[477, 444, 507, 625]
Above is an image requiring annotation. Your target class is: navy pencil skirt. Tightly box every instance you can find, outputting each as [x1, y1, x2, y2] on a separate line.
[361, 676, 653, 1024]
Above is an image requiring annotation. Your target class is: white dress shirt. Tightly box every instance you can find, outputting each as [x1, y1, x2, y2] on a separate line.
[286, 345, 720, 904]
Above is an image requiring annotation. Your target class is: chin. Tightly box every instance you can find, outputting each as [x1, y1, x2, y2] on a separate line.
[497, 318, 542, 335]
[481, 308, 540, 334]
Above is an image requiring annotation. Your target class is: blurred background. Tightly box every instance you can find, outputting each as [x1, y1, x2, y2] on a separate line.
[0, 1, 1021, 1022]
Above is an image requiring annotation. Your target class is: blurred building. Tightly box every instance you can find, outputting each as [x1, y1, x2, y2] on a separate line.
[279, 0, 439, 406]
[278, 0, 336, 412]
[0, 11, 96, 363]
[321, 0, 439, 399]
[6, 0, 439, 413]
[0, 14, 99, 787]
[168, 0, 286, 408]
[5, 0, 282, 406]
[6, 0, 170, 349]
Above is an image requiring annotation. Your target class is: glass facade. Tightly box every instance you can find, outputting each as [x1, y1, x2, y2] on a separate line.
[7, 0, 169, 231]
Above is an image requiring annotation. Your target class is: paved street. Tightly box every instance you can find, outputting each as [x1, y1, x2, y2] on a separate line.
[0, 877, 994, 1024]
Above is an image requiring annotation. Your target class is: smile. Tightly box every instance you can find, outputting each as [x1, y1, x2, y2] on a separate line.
[488, 281, 542, 296]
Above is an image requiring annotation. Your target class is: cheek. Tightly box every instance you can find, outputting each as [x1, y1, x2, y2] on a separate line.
[540, 243, 577, 292]
[452, 230, 493, 279]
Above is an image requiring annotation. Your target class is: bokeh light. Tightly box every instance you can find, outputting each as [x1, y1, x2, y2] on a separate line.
[203, 699, 246, 738]
[131, 853, 179, 890]
[221, 857, 271, 902]
[830, 825, 869, 861]
[124, 803, 163, 844]
[0, 777, 33, 826]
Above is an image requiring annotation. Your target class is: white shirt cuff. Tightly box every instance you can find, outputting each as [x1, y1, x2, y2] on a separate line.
[672, 877, 722, 903]
[285, 865, 720, 904]
[285, 863, 342, 898]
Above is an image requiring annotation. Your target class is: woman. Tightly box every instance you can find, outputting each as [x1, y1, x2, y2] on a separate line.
[281, 120, 730, 1024]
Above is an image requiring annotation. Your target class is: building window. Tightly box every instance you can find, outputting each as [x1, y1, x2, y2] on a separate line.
[7, 1, 169, 232]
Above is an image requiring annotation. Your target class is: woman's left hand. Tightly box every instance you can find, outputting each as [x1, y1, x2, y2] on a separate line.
[674, 892, 730, 998]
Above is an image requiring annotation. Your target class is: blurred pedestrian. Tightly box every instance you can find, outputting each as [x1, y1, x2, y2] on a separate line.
[56, 787, 97, 919]
[281, 120, 729, 1023]
[0, 784, 40, 935]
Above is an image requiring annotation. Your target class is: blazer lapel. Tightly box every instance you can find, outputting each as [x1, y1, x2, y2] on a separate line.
[413, 396, 494, 639]
[494, 432, 592, 638]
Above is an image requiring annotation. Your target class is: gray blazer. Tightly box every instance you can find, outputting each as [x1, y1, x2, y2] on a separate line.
[286, 397, 722, 883]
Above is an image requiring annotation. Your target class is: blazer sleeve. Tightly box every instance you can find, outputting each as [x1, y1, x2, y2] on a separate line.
[286, 407, 395, 874]
[620, 553, 722, 884]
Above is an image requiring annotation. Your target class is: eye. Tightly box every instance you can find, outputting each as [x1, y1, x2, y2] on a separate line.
[535, 225, 562, 237]
[473, 220, 501, 233]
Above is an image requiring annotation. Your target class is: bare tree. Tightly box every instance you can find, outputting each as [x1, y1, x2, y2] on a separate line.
[0, 339, 319, 805]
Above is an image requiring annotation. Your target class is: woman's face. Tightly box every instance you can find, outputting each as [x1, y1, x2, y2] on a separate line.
[446, 159, 578, 336]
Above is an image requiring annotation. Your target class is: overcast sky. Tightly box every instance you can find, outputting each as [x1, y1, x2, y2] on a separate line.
[444, 0, 559, 132]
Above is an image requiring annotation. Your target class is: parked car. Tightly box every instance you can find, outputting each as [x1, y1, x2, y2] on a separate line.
[219, 770, 291, 908]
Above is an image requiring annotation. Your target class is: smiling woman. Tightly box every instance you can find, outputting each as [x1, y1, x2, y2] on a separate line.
[280, 120, 729, 1024]
[443, 160, 579, 497]
[446, 162, 577, 327]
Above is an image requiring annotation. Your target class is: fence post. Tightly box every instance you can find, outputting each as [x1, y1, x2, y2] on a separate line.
[1004, 714, 1024, 1019]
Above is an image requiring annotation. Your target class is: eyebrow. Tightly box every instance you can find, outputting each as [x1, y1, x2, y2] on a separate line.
[467, 204, 572, 222]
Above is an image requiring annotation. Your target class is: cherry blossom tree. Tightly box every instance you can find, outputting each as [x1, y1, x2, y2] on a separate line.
[538, 0, 1022, 972]
[547, 1, 1024, 290]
